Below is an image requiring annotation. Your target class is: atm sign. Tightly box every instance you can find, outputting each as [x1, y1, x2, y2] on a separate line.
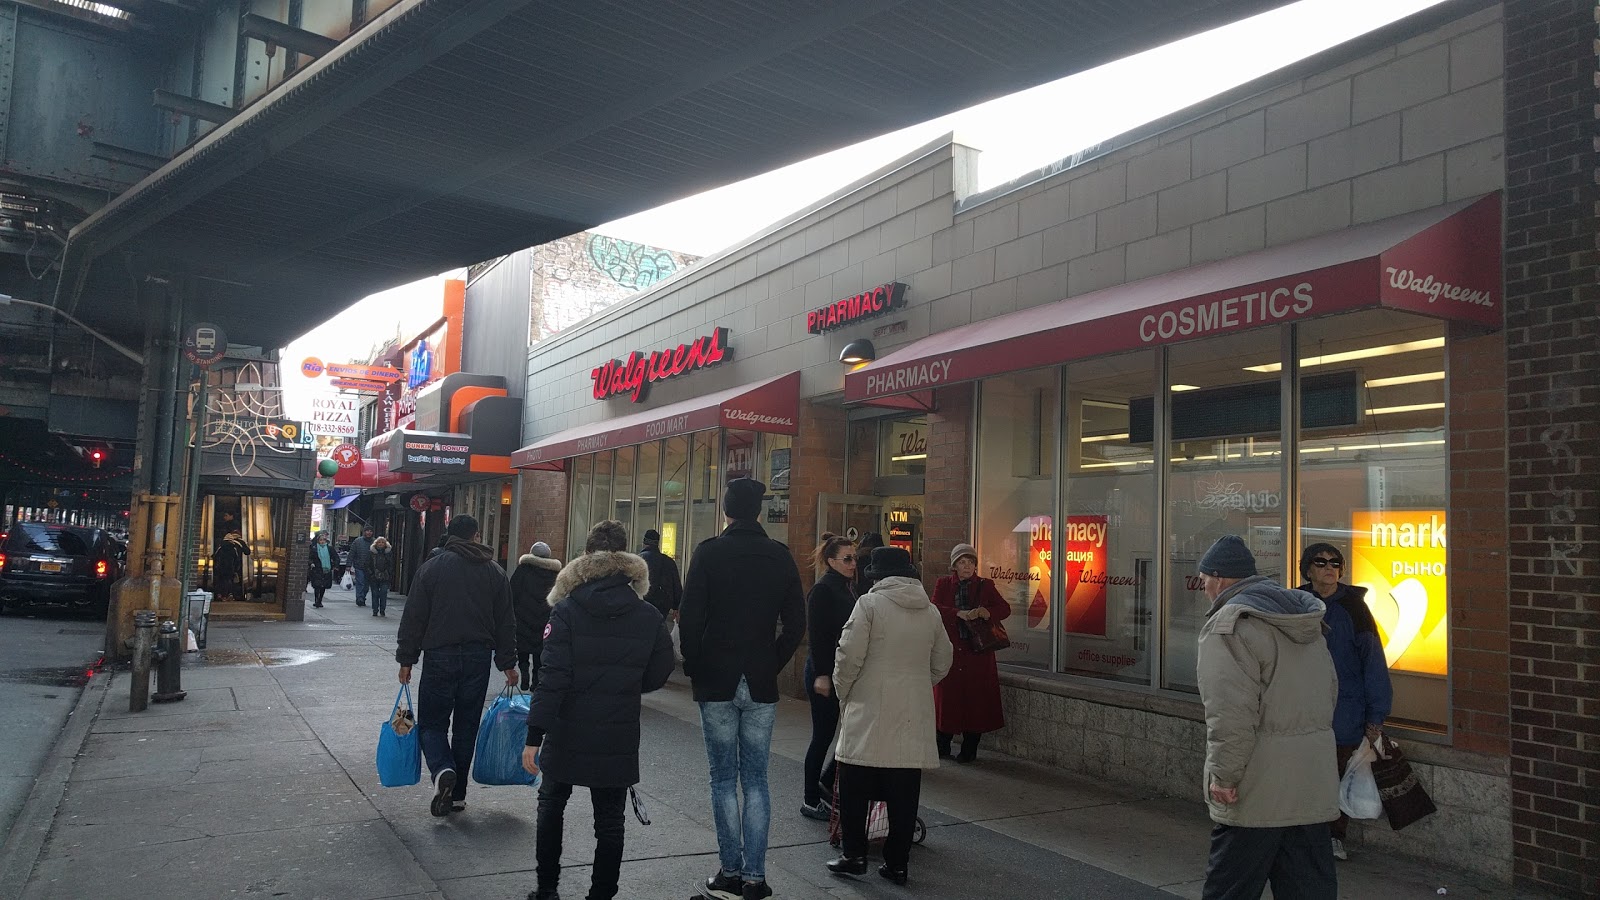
[807, 282, 907, 334]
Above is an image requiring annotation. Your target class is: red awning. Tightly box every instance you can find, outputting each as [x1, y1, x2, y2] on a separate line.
[512, 371, 801, 471]
[845, 194, 1501, 403]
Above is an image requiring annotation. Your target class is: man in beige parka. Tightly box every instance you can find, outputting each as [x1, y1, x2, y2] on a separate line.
[1195, 535, 1339, 900]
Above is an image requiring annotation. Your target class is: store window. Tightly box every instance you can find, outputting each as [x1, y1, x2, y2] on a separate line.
[764, 434, 792, 546]
[612, 445, 636, 538]
[879, 417, 929, 477]
[590, 450, 613, 536]
[1298, 310, 1448, 732]
[689, 431, 720, 549]
[568, 453, 593, 557]
[636, 441, 662, 549]
[975, 369, 1058, 670]
[1161, 331, 1286, 692]
[661, 436, 689, 560]
[1060, 351, 1156, 686]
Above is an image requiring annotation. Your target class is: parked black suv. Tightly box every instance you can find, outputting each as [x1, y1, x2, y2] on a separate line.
[0, 523, 124, 614]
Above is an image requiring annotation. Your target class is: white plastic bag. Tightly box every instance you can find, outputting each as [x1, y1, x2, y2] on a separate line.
[1339, 738, 1383, 819]
[341, 570, 354, 590]
[668, 620, 685, 664]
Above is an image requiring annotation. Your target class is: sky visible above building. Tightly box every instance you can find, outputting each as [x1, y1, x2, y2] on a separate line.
[281, 0, 1448, 420]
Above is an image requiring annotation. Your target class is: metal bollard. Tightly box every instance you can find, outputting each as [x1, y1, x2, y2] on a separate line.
[152, 619, 187, 703]
[129, 610, 157, 712]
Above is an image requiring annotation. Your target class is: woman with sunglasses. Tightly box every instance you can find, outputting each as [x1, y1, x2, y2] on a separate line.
[800, 533, 858, 820]
[1296, 542, 1392, 862]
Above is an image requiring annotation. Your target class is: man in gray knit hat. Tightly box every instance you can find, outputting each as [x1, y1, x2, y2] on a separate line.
[1195, 534, 1339, 900]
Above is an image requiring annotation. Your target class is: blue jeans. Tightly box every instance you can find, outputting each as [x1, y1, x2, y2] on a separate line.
[699, 676, 777, 882]
[371, 582, 389, 614]
[353, 567, 368, 604]
[416, 644, 492, 800]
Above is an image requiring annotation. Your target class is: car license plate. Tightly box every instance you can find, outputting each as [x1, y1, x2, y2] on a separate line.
[39, 562, 62, 573]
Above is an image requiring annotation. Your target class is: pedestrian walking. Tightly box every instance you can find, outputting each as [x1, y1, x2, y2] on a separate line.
[394, 514, 518, 818]
[637, 528, 683, 622]
[931, 542, 1010, 762]
[212, 531, 251, 601]
[349, 526, 375, 607]
[367, 536, 394, 617]
[522, 521, 675, 900]
[1296, 541, 1391, 862]
[306, 532, 333, 608]
[510, 541, 562, 692]
[825, 546, 952, 886]
[679, 477, 806, 900]
[800, 532, 857, 821]
[1196, 535, 1339, 900]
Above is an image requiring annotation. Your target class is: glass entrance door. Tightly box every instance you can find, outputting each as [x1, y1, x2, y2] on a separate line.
[816, 494, 884, 547]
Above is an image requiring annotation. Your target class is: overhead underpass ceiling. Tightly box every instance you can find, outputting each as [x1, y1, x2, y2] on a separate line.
[61, 0, 1294, 350]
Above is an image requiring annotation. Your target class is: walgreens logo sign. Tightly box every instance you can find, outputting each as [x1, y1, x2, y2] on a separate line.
[590, 328, 731, 403]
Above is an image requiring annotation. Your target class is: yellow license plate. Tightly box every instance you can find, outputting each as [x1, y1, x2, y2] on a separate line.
[39, 562, 62, 572]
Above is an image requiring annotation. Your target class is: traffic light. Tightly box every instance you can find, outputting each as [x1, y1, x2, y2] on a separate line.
[88, 448, 105, 468]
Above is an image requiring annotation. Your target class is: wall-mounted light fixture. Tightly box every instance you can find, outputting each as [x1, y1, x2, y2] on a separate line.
[839, 339, 876, 365]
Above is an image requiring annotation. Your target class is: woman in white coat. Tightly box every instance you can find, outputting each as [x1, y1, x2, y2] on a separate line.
[825, 546, 954, 886]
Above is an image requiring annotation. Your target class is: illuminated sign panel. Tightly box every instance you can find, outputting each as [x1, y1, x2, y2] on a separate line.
[590, 328, 730, 403]
[1350, 509, 1448, 676]
[807, 282, 907, 334]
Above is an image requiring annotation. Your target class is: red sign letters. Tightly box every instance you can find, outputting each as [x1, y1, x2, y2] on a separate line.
[807, 282, 906, 334]
[590, 328, 731, 403]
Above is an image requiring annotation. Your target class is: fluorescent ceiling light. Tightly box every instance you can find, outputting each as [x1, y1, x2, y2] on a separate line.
[1078, 460, 1150, 469]
[1367, 402, 1445, 416]
[1080, 433, 1130, 443]
[1334, 439, 1446, 451]
[1170, 384, 1201, 392]
[1244, 338, 1445, 373]
[1365, 371, 1445, 388]
[891, 453, 928, 461]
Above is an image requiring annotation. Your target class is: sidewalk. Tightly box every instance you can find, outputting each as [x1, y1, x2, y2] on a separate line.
[5, 588, 1525, 899]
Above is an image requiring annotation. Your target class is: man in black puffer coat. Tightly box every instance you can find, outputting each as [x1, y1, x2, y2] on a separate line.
[509, 541, 562, 691]
[523, 520, 675, 900]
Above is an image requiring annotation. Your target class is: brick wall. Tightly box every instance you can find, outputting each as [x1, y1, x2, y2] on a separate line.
[1447, 323, 1511, 756]
[517, 470, 570, 562]
[1501, 2, 1600, 896]
[921, 384, 973, 590]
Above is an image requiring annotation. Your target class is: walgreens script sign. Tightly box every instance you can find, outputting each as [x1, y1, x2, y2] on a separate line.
[590, 328, 730, 403]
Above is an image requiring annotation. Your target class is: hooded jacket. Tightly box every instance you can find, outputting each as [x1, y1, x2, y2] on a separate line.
[394, 538, 516, 672]
[679, 520, 806, 703]
[832, 575, 953, 770]
[1197, 575, 1339, 828]
[510, 553, 562, 654]
[1298, 581, 1393, 746]
[526, 551, 675, 787]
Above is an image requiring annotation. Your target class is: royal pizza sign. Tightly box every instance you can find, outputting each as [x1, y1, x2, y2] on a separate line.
[590, 327, 731, 403]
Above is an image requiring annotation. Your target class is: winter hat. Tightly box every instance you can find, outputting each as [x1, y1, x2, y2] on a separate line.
[865, 546, 918, 580]
[1198, 535, 1257, 579]
[529, 541, 551, 558]
[722, 477, 766, 521]
[950, 542, 978, 568]
[1298, 542, 1344, 581]
[643, 529, 661, 544]
[585, 520, 628, 554]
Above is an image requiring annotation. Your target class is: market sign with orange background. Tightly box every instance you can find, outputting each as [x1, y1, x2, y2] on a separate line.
[1349, 509, 1448, 676]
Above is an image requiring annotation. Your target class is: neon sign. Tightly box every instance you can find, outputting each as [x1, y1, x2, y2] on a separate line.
[590, 328, 730, 403]
[807, 282, 907, 334]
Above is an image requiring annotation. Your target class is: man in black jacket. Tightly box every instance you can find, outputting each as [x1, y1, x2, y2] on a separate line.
[522, 520, 674, 900]
[395, 515, 518, 817]
[348, 526, 374, 607]
[637, 528, 682, 622]
[509, 541, 563, 691]
[679, 478, 805, 900]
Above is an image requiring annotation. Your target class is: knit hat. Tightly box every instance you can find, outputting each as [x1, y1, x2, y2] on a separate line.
[950, 542, 978, 568]
[529, 541, 551, 558]
[643, 529, 661, 543]
[865, 546, 918, 580]
[722, 478, 766, 521]
[1198, 535, 1256, 578]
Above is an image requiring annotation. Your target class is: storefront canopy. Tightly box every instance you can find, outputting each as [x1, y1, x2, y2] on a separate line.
[846, 193, 1501, 404]
[512, 372, 801, 471]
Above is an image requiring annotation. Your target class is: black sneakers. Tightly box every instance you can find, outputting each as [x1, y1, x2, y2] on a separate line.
[799, 800, 830, 821]
[702, 871, 743, 900]
[741, 881, 772, 900]
[430, 769, 456, 817]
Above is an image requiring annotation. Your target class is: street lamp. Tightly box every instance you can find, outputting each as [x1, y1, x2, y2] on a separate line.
[0, 292, 144, 365]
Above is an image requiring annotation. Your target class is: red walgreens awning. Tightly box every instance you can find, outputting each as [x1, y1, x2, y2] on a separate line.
[512, 371, 800, 471]
[845, 193, 1501, 403]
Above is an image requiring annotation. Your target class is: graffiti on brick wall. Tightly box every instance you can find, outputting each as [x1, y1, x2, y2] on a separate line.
[586, 234, 679, 290]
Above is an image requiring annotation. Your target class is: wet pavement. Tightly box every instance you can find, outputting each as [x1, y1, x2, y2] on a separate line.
[2, 586, 1532, 899]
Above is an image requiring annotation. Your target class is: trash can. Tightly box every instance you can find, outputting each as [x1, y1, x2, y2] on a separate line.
[186, 590, 213, 650]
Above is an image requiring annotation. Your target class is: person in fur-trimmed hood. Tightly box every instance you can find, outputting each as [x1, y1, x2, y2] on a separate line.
[522, 520, 675, 900]
[510, 541, 563, 691]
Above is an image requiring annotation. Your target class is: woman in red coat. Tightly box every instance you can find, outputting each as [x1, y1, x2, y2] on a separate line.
[931, 542, 1010, 762]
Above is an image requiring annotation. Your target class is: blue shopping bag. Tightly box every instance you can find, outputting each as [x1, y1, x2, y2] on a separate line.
[376, 684, 421, 787]
[472, 687, 537, 786]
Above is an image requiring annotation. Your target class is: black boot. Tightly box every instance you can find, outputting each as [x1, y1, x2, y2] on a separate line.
[957, 731, 981, 763]
[827, 855, 868, 877]
[936, 731, 953, 759]
[878, 864, 908, 885]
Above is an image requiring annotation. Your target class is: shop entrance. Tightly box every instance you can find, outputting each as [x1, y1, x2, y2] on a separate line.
[817, 494, 882, 546]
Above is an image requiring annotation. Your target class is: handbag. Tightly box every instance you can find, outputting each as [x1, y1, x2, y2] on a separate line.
[376, 685, 421, 787]
[966, 614, 1011, 654]
[472, 687, 537, 786]
[1370, 735, 1437, 830]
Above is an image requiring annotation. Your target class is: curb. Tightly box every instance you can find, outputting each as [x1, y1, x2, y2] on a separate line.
[0, 665, 112, 897]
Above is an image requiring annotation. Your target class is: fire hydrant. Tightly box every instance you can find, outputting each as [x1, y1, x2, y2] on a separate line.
[151, 619, 187, 703]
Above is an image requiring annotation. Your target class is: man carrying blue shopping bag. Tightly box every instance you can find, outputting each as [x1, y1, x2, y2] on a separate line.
[396, 515, 518, 818]
[522, 520, 675, 900]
